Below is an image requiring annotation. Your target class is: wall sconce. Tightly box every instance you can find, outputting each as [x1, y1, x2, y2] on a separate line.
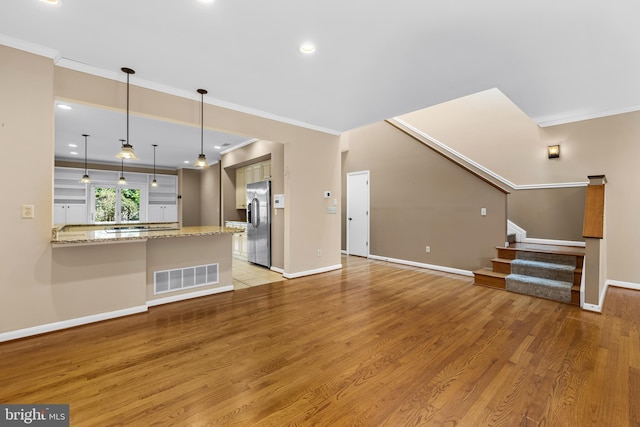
[548, 145, 560, 159]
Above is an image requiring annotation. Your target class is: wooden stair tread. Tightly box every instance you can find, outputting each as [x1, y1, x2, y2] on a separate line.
[474, 268, 507, 278]
[498, 243, 585, 257]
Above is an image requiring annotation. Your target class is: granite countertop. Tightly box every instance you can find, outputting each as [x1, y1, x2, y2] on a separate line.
[52, 225, 240, 246]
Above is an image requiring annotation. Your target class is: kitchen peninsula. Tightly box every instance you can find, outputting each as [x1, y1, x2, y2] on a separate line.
[51, 223, 240, 319]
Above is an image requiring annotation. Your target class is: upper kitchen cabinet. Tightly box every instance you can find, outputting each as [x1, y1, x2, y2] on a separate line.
[235, 160, 271, 209]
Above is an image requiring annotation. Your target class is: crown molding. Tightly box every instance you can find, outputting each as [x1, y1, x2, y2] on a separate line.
[535, 104, 640, 128]
[0, 33, 60, 61]
[55, 58, 341, 136]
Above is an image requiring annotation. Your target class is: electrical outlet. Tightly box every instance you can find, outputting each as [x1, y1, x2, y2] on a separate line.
[425, 245, 430, 253]
[318, 249, 322, 257]
[481, 207, 487, 216]
[22, 205, 34, 219]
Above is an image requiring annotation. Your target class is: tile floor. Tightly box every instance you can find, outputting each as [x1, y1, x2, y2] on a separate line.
[232, 258, 285, 289]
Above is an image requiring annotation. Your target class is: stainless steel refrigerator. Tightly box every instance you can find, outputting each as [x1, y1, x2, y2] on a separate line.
[246, 180, 271, 268]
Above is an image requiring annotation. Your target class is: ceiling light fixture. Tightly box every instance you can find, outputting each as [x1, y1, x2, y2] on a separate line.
[194, 88, 209, 168]
[40, 0, 62, 6]
[118, 139, 128, 185]
[151, 144, 158, 187]
[57, 104, 72, 110]
[116, 67, 139, 160]
[299, 43, 316, 54]
[80, 134, 91, 183]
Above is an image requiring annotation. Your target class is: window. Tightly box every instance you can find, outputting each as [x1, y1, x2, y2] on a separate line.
[91, 184, 145, 223]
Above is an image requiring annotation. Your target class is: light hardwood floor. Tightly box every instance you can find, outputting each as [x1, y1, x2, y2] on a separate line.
[1, 255, 638, 426]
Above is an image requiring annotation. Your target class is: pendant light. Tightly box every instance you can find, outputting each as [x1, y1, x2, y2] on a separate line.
[151, 144, 158, 187]
[194, 88, 209, 168]
[79, 134, 91, 183]
[116, 67, 139, 160]
[117, 139, 128, 185]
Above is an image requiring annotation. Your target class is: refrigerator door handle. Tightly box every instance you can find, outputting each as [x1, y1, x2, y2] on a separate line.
[247, 200, 252, 225]
[252, 198, 260, 228]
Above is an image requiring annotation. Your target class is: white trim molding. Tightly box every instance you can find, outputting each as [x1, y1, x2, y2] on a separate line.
[146, 285, 233, 307]
[368, 254, 474, 277]
[390, 118, 588, 191]
[283, 264, 342, 279]
[0, 305, 148, 343]
[270, 266, 284, 274]
[507, 220, 526, 243]
[607, 279, 640, 291]
[0, 33, 60, 61]
[582, 281, 610, 313]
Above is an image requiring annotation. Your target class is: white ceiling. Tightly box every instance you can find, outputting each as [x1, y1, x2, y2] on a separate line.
[3, 0, 640, 167]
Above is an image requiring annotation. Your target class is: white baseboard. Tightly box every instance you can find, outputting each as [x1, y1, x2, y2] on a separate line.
[368, 254, 474, 277]
[0, 305, 148, 343]
[582, 303, 602, 313]
[146, 285, 233, 307]
[270, 266, 284, 274]
[607, 279, 640, 290]
[582, 280, 611, 313]
[283, 264, 342, 279]
[522, 237, 585, 247]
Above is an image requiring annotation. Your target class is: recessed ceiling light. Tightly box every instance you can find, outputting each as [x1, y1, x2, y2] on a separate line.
[184, 160, 190, 164]
[57, 104, 72, 110]
[70, 151, 78, 155]
[299, 43, 316, 54]
[68, 144, 77, 148]
[198, 0, 214, 3]
[40, 0, 62, 6]
[214, 145, 221, 149]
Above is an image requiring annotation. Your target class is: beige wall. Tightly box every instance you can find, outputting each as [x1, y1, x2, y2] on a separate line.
[399, 88, 640, 284]
[508, 187, 586, 241]
[200, 163, 220, 226]
[145, 234, 232, 301]
[179, 168, 202, 226]
[0, 46, 56, 332]
[342, 122, 507, 271]
[221, 140, 285, 270]
[285, 137, 342, 274]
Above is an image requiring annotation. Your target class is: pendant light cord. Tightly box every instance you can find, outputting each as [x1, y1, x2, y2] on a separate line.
[83, 134, 88, 174]
[200, 90, 204, 155]
[126, 71, 130, 146]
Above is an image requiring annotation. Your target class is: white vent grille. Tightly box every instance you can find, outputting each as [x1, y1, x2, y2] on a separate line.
[154, 263, 219, 295]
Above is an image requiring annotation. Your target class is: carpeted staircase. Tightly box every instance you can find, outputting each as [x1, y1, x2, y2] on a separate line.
[474, 243, 584, 305]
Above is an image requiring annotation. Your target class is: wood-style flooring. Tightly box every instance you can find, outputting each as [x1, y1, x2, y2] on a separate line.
[1, 255, 638, 426]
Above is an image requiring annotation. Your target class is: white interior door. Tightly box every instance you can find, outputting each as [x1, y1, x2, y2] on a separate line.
[347, 171, 370, 257]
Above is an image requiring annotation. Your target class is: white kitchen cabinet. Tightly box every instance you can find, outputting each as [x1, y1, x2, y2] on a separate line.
[54, 203, 86, 224]
[53, 167, 88, 224]
[148, 175, 178, 222]
[148, 204, 177, 222]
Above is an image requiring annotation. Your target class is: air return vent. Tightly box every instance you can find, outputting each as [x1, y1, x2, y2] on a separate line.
[154, 263, 219, 295]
